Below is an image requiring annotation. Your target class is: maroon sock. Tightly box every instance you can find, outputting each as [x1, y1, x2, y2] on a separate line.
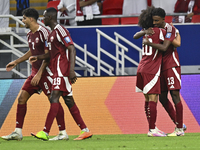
[175, 101, 183, 128]
[43, 103, 59, 133]
[148, 101, 157, 130]
[163, 100, 176, 124]
[69, 104, 87, 130]
[144, 101, 150, 123]
[56, 103, 66, 131]
[16, 104, 27, 128]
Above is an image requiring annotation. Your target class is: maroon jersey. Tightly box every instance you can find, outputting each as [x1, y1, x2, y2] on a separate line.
[27, 25, 49, 74]
[137, 27, 166, 75]
[47, 24, 74, 77]
[162, 23, 180, 71]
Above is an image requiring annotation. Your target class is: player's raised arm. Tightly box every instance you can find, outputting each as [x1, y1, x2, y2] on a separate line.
[134, 28, 154, 39]
[143, 38, 171, 52]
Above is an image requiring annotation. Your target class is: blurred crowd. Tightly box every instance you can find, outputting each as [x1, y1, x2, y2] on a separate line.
[0, 0, 200, 28]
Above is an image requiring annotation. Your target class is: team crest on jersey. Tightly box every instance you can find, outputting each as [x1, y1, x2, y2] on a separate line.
[35, 37, 39, 43]
[50, 36, 54, 42]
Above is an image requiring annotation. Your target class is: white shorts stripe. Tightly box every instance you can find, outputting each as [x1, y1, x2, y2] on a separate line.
[57, 55, 63, 77]
[143, 67, 160, 94]
[172, 51, 180, 66]
[172, 67, 181, 86]
[63, 77, 72, 96]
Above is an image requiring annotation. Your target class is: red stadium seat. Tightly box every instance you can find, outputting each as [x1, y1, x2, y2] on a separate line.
[191, 15, 200, 23]
[46, 0, 60, 11]
[165, 16, 173, 23]
[102, 0, 123, 15]
[102, 0, 123, 25]
[121, 17, 139, 25]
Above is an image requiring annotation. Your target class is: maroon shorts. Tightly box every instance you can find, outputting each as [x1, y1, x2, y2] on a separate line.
[52, 76, 73, 96]
[161, 67, 181, 92]
[22, 74, 52, 96]
[136, 72, 161, 94]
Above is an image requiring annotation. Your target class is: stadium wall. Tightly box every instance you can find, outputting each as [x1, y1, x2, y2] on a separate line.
[0, 75, 200, 136]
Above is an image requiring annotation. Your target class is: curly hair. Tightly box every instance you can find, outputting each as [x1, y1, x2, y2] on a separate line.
[22, 8, 39, 21]
[138, 6, 155, 29]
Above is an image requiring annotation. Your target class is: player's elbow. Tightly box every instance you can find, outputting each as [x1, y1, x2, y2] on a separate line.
[133, 35, 139, 39]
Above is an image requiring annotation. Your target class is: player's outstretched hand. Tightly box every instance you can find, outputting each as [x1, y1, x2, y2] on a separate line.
[142, 37, 150, 45]
[69, 70, 77, 84]
[6, 61, 17, 71]
[29, 56, 37, 65]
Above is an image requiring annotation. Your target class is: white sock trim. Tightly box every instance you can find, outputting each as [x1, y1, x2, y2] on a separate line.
[14, 128, 22, 135]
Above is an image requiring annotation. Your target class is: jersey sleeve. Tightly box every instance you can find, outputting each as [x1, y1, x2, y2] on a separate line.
[39, 26, 49, 50]
[164, 24, 176, 42]
[56, 25, 74, 47]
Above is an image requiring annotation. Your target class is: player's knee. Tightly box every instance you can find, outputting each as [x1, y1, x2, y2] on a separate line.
[18, 96, 27, 104]
[63, 96, 75, 109]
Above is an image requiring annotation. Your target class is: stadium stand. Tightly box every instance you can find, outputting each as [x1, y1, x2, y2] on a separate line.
[102, 0, 123, 25]
[191, 15, 200, 23]
[165, 16, 173, 23]
[46, 0, 60, 11]
[9, 0, 48, 27]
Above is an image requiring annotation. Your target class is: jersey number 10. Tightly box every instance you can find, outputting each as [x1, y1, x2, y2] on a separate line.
[142, 38, 152, 56]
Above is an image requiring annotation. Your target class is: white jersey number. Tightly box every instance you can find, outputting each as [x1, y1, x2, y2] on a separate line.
[142, 38, 153, 56]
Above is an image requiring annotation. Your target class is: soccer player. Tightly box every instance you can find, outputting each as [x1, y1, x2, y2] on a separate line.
[142, 7, 185, 136]
[29, 7, 92, 141]
[134, 6, 167, 137]
[1, 8, 68, 141]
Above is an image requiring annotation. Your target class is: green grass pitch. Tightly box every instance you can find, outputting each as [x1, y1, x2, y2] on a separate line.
[1, 133, 200, 150]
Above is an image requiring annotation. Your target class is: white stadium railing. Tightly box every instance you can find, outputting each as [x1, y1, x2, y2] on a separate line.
[0, 13, 192, 78]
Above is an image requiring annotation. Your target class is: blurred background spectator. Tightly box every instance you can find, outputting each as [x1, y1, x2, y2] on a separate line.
[16, 0, 30, 16]
[77, 0, 102, 26]
[122, 0, 147, 16]
[173, 0, 200, 23]
[57, 0, 77, 26]
[151, 0, 176, 14]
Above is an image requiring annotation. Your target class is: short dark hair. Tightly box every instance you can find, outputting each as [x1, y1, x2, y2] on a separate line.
[22, 8, 39, 21]
[152, 7, 166, 18]
[45, 7, 57, 19]
[138, 6, 155, 29]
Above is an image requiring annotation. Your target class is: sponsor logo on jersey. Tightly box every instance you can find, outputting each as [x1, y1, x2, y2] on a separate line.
[166, 33, 171, 38]
[64, 37, 71, 43]
[170, 85, 175, 89]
